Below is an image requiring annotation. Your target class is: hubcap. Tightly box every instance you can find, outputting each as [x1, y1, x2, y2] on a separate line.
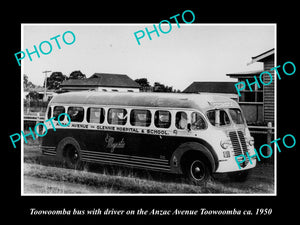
[73, 152, 78, 160]
[68, 148, 79, 164]
[190, 160, 205, 181]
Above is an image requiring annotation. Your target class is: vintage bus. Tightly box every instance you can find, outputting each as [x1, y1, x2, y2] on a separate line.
[41, 91, 256, 185]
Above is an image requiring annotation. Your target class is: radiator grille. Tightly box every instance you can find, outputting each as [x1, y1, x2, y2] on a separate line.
[229, 131, 249, 168]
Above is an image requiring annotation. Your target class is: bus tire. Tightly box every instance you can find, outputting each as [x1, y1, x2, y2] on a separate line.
[182, 153, 211, 185]
[57, 137, 83, 170]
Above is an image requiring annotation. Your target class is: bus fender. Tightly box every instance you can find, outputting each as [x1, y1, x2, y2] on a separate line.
[170, 142, 217, 174]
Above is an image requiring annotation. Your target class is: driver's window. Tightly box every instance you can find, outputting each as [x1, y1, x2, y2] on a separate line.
[191, 112, 207, 130]
[175, 111, 188, 130]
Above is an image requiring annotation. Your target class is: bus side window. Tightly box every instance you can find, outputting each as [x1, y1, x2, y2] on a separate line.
[67, 107, 84, 122]
[108, 108, 127, 125]
[175, 111, 188, 129]
[87, 107, 105, 123]
[53, 106, 65, 121]
[154, 110, 171, 128]
[130, 109, 151, 127]
[191, 112, 206, 130]
[47, 106, 52, 119]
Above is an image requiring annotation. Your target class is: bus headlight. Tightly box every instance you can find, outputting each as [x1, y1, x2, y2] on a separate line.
[220, 140, 231, 149]
[248, 137, 255, 146]
[223, 151, 230, 158]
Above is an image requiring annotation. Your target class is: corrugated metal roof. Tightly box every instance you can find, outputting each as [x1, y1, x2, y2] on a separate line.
[247, 48, 275, 65]
[183, 82, 237, 94]
[226, 70, 263, 77]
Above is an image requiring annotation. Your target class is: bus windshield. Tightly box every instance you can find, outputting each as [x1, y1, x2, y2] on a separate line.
[229, 108, 244, 124]
[207, 109, 230, 127]
[207, 108, 245, 127]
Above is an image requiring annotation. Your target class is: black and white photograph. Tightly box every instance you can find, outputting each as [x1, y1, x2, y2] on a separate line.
[5, 4, 298, 224]
[21, 24, 276, 195]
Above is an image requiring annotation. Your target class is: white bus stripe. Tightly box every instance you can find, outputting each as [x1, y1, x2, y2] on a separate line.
[41, 146, 56, 149]
[81, 150, 168, 163]
[82, 158, 171, 172]
[81, 154, 170, 169]
[81, 152, 169, 166]
[43, 152, 56, 156]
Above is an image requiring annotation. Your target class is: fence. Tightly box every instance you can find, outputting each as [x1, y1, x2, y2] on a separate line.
[23, 113, 45, 136]
[24, 113, 45, 122]
[248, 122, 275, 146]
[24, 100, 49, 114]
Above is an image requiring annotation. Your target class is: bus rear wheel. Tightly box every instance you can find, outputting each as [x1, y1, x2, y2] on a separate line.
[184, 158, 211, 185]
[64, 144, 82, 169]
[57, 137, 83, 170]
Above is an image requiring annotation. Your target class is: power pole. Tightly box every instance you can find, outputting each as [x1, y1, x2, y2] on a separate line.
[42, 70, 51, 102]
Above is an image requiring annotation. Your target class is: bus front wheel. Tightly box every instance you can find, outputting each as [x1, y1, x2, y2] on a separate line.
[183, 157, 211, 185]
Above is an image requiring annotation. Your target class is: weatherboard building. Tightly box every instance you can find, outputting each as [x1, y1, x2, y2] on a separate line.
[226, 48, 275, 124]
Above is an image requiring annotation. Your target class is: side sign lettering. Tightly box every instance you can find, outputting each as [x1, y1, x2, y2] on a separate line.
[105, 134, 125, 153]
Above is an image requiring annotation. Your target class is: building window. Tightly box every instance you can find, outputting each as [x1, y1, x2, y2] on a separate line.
[67, 107, 84, 122]
[154, 110, 171, 128]
[108, 108, 127, 125]
[87, 107, 105, 123]
[130, 109, 151, 127]
[238, 77, 263, 103]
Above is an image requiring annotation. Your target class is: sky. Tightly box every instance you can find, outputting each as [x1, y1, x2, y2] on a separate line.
[22, 24, 275, 91]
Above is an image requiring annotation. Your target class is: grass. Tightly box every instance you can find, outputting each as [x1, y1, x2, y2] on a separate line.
[23, 142, 275, 194]
[24, 163, 214, 194]
[24, 175, 121, 194]
[23, 162, 274, 194]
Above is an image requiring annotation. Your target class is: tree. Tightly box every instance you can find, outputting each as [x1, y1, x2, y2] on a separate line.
[69, 70, 86, 80]
[45, 72, 67, 90]
[134, 78, 150, 88]
[153, 82, 173, 92]
[27, 91, 39, 100]
[135, 78, 179, 93]
[24, 74, 35, 90]
[24, 74, 28, 87]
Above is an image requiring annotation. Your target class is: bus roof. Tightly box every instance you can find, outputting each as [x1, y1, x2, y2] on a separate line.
[50, 91, 240, 112]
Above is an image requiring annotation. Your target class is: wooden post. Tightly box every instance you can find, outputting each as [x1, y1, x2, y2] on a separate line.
[36, 112, 40, 138]
[27, 98, 30, 114]
[266, 122, 272, 159]
[267, 122, 272, 146]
